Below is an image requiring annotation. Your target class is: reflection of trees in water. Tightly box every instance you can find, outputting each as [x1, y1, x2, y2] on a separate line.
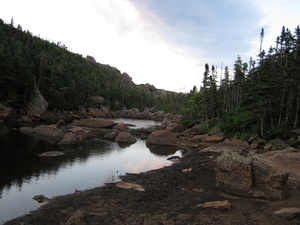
[146, 144, 179, 156]
[0, 135, 116, 198]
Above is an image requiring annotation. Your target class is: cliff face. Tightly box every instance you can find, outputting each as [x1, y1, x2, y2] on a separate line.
[137, 83, 174, 96]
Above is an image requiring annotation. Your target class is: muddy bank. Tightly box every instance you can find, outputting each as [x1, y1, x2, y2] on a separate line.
[4, 148, 300, 225]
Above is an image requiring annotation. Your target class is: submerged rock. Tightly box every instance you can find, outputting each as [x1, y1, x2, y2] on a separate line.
[19, 127, 34, 135]
[32, 195, 51, 203]
[38, 151, 64, 157]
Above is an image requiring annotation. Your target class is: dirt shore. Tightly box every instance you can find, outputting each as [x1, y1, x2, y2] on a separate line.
[4, 146, 300, 225]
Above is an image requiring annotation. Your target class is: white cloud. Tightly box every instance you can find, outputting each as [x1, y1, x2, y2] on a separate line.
[255, 0, 300, 50]
[0, 0, 203, 92]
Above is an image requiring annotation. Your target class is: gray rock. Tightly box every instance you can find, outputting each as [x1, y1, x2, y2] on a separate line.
[249, 152, 289, 200]
[115, 132, 137, 144]
[215, 151, 253, 196]
[28, 84, 48, 116]
[274, 207, 300, 220]
[215, 151, 289, 200]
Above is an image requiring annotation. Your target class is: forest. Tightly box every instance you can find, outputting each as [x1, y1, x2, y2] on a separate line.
[183, 27, 300, 140]
[0, 18, 188, 113]
[0, 18, 299, 140]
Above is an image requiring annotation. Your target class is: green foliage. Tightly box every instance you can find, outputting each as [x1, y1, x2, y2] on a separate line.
[218, 111, 257, 140]
[183, 25, 300, 140]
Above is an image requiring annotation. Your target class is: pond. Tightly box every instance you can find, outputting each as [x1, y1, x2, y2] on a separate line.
[0, 119, 182, 224]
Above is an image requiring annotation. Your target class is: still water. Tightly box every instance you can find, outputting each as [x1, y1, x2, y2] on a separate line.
[0, 119, 181, 224]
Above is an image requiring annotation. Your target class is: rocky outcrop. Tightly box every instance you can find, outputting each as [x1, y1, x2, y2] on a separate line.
[70, 118, 116, 128]
[215, 151, 289, 200]
[146, 130, 179, 147]
[115, 132, 137, 144]
[263, 149, 300, 189]
[28, 84, 48, 116]
[201, 138, 249, 153]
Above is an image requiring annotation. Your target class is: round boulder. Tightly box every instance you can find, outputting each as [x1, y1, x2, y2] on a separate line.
[115, 132, 137, 144]
[146, 130, 179, 147]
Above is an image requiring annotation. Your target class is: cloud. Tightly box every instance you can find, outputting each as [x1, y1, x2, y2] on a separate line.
[2, 0, 299, 92]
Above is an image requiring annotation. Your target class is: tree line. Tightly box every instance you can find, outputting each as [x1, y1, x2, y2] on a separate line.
[0, 18, 188, 113]
[183, 26, 300, 139]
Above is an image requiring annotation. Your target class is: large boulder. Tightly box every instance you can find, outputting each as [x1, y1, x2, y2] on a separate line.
[28, 85, 48, 116]
[33, 125, 64, 144]
[215, 151, 289, 200]
[70, 118, 116, 128]
[115, 132, 137, 144]
[146, 130, 179, 147]
[249, 152, 289, 199]
[215, 151, 253, 196]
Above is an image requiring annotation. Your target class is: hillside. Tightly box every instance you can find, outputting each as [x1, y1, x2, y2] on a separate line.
[0, 19, 188, 113]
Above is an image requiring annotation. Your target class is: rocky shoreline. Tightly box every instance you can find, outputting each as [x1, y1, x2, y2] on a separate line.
[1, 108, 300, 224]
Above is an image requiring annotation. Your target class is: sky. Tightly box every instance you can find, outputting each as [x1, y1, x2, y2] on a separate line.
[1, 0, 300, 92]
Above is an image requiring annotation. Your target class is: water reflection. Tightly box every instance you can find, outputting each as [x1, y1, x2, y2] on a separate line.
[0, 119, 180, 224]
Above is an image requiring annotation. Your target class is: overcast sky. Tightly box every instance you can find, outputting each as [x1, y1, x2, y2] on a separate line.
[1, 0, 300, 92]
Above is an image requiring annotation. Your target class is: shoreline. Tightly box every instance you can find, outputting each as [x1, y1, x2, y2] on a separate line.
[4, 148, 300, 225]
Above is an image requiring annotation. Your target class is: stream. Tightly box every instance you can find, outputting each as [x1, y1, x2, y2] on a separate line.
[0, 118, 182, 224]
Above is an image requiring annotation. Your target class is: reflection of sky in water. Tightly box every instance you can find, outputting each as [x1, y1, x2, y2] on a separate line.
[0, 119, 181, 223]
